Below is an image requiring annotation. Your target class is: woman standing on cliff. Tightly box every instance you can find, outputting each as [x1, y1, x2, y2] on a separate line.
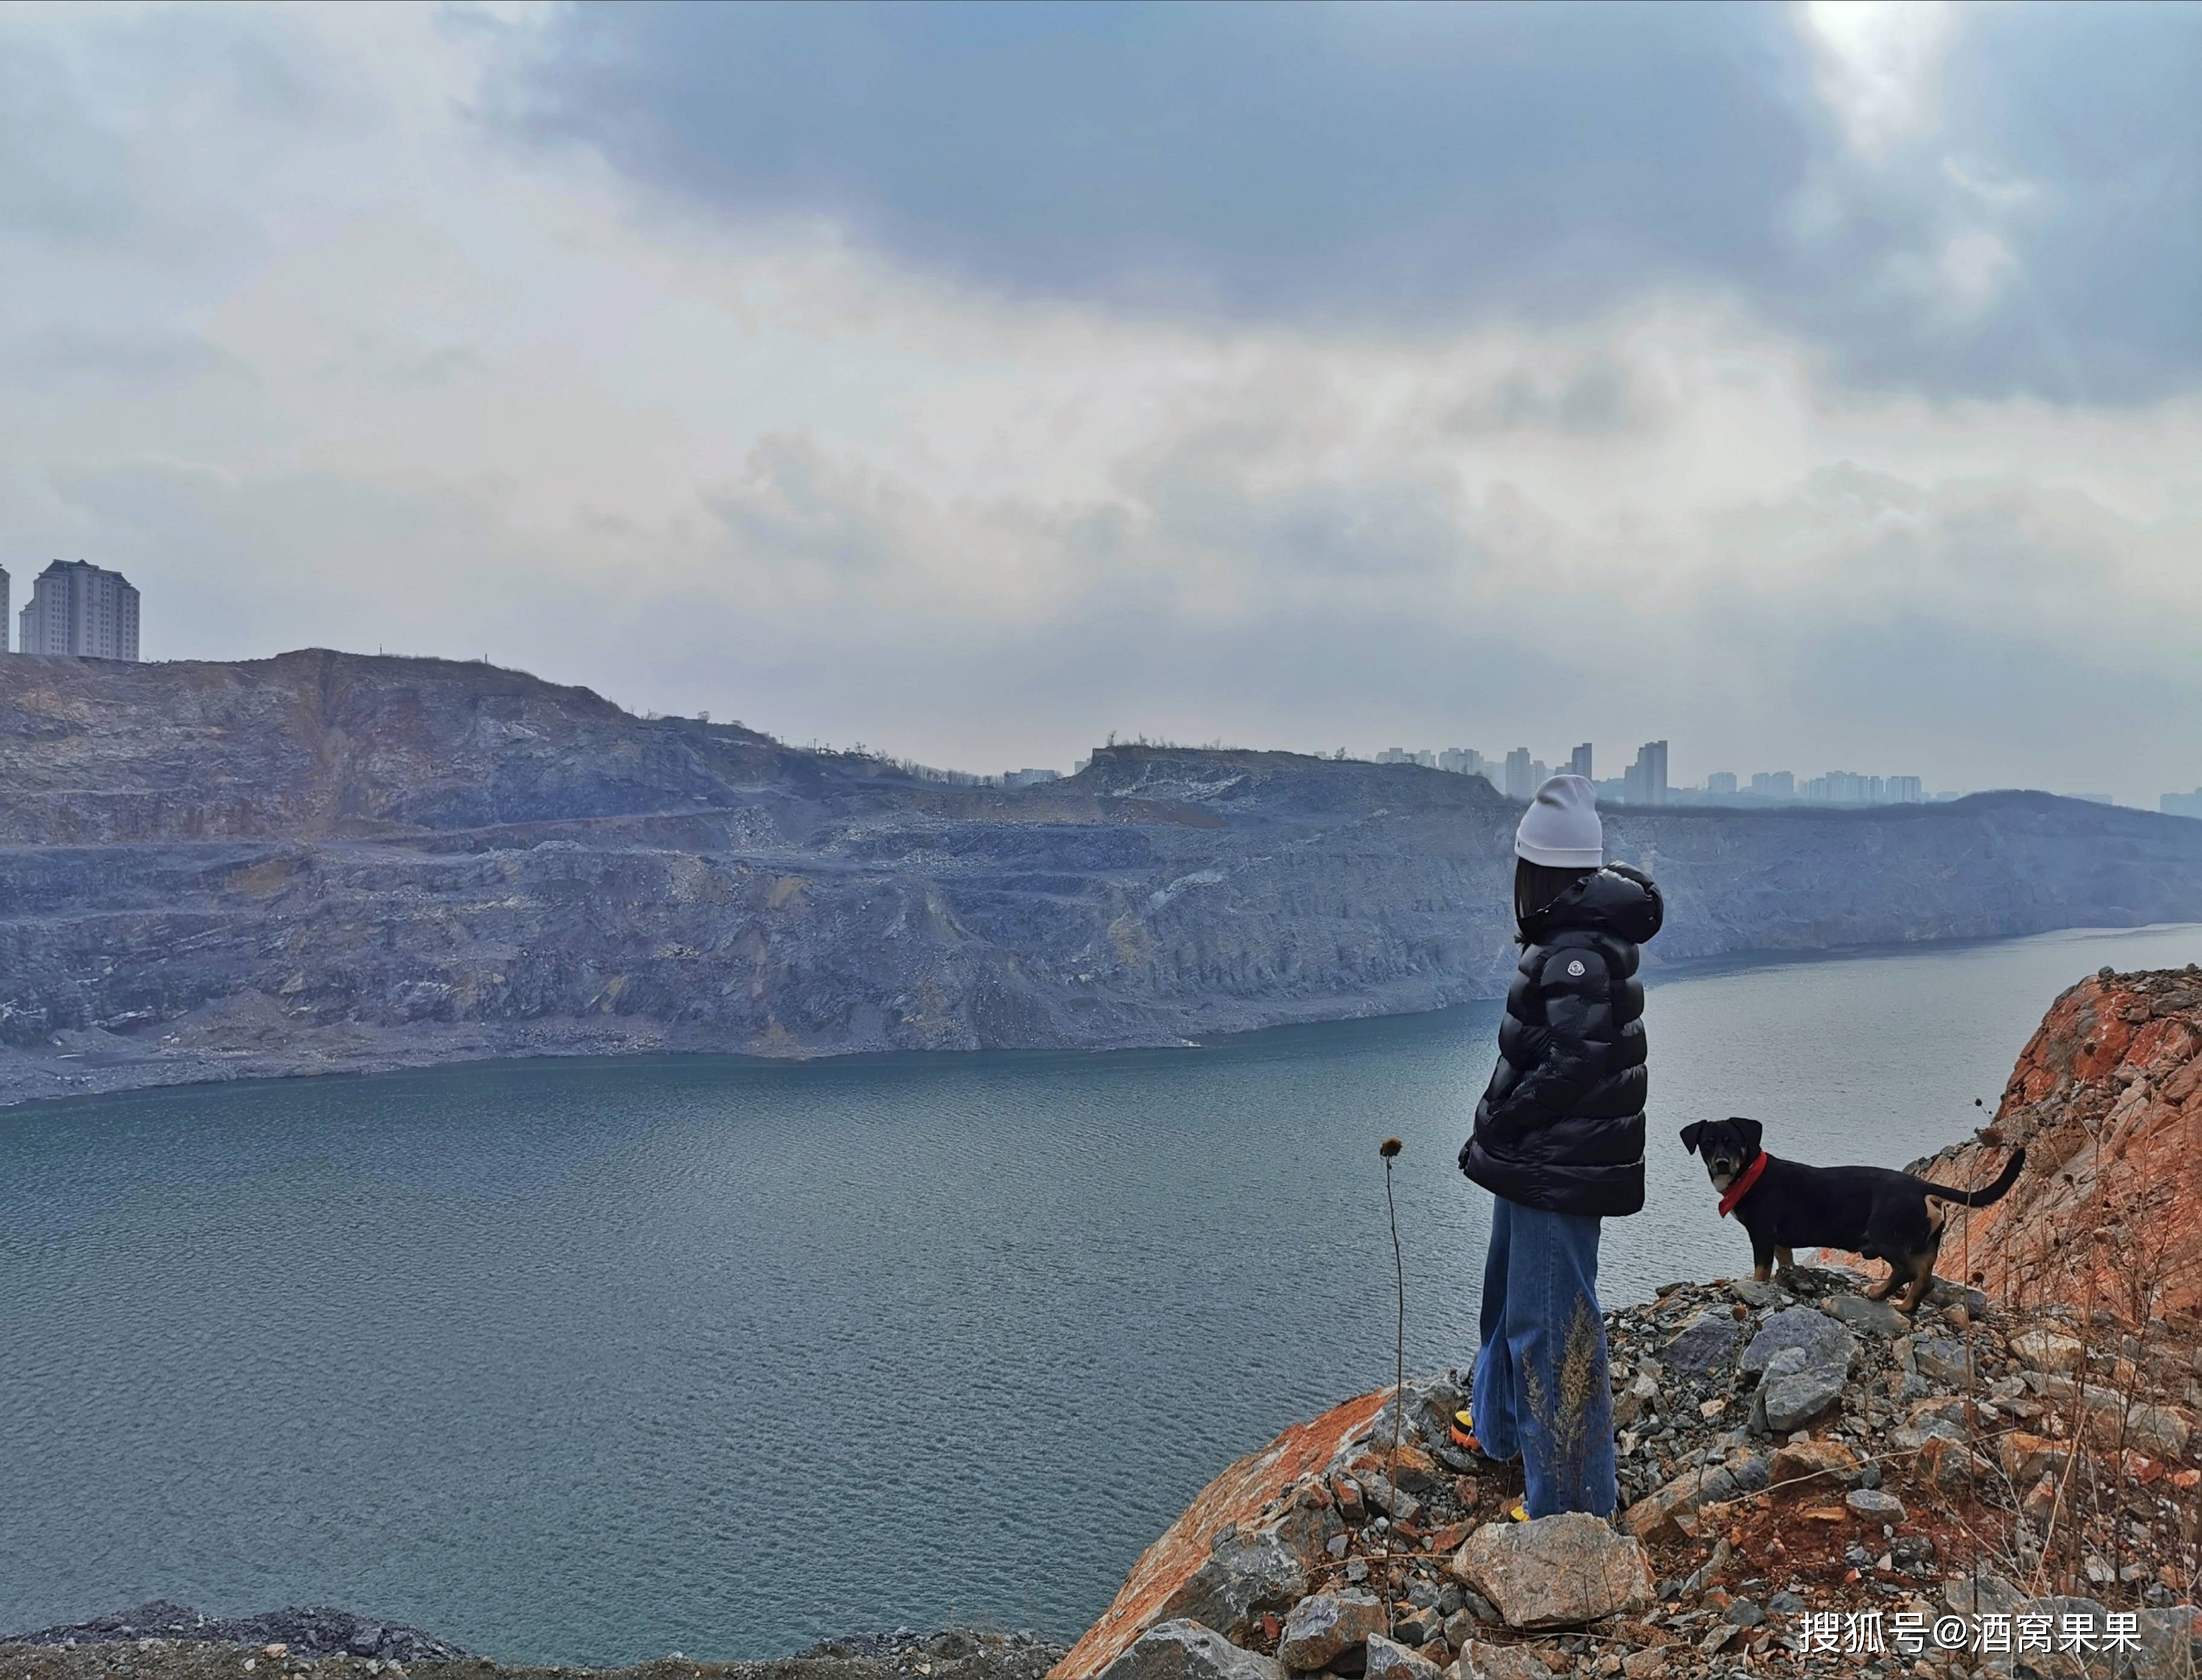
[1457, 775, 1663, 1518]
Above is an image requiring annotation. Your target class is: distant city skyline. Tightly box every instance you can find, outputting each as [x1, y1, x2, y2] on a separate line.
[1357, 734, 2159, 808]
[0, 551, 2180, 808]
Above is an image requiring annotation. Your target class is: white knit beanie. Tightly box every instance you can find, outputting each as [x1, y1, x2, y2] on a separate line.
[1515, 774, 1604, 867]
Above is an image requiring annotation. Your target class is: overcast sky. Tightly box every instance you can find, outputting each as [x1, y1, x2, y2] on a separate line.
[5, 2, 2199, 802]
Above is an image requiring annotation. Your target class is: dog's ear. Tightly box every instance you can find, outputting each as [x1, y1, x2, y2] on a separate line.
[1679, 1121, 1707, 1156]
[1730, 1116, 1764, 1154]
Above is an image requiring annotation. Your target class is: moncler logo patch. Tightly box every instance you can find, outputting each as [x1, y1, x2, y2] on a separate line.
[1567, 959, 1586, 977]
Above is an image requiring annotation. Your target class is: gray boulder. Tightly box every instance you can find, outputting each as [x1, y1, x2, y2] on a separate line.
[1942, 1575, 2022, 1617]
[1363, 1634, 1445, 1680]
[1742, 1307, 1858, 1380]
[2009, 1327, 2085, 1373]
[1756, 1346, 1847, 1432]
[1454, 1643, 1554, 1680]
[1099, 1623, 1284, 1680]
[1845, 1487, 1906, 1524]
[1277, 1591, 1384, 1672]
[1365, 1374, 1469, 1454]
[1450, 1512, 1653, 1630]
[1621, 1451, 1768, 1541]
[1828, 1294, 1910, 1337]
[1911, 1337, 1974, 1388]
[1665, 1311, 1744, 1379]
[1162, 1525, 1313, 1647]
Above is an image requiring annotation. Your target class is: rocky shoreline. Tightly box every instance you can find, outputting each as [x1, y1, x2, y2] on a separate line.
[0, 1615, 1064, 1680]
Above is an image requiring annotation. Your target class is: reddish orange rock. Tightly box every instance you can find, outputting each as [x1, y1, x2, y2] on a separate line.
[1049, 1388, 1389, 1680]
[1829, 968, 2202, 1320]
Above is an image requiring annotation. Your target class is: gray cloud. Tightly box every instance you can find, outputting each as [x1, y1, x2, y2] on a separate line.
[1445, 357, 1659, 437]
[0, 327, 258, 392]
[498, 1, 2202, 403]
[0, 7, 361, 260]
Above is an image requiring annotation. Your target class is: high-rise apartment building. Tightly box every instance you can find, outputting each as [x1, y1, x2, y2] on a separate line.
[1503, 747, 1535, 800]
[0, 564, 8, 653]
[1707, 771, 1738, 797]
[1886, 776, 1924, 803]
[1623, 741, 1668, 805]
[16, 560, 140, 660]
[1752, 770, 1796, 800]
[1569, 743, 1593, 781]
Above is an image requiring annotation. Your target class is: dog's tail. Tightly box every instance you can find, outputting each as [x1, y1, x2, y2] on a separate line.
[1915, 1147, 2027, 1209]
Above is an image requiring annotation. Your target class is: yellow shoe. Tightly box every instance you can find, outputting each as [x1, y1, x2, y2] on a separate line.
[1506, 1500, 1530, 1522]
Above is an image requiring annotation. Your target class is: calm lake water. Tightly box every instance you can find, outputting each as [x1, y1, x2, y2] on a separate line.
[5, 924, 2198, 1662]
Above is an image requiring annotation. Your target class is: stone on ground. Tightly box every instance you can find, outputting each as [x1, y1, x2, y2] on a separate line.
[1448, 1512, 1652, 1630]
[1997, 1431, 2068, 1486]
[1741, 1306, 1857, 1380]
[1362, 1633, 1444, 1680]
[1765, 1437, 1865, 1489]
[1755, 1344, 1846, 1432]
[1276, 1591, 1384, 1671]
[1663, 1311, 1743, 1379]
[1167, 1527, 1311, 1648]
[2009, 1326, 2085, 1373]
[1826, 1294, 1909, 1337]
[1845, 1487, 1906, 1523]
[1097, 1623, 1282, 1680]
[1917, 1435, 1995, 1490]
[1911, 1336, 1974, 1388]
[1619, 1452, 1768, 1541]
[1453, 1641, 1556, 1680]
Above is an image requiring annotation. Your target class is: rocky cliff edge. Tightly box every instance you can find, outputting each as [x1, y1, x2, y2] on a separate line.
[8, 653, 2202, 1108]
[1055, 975, 2202, 1680]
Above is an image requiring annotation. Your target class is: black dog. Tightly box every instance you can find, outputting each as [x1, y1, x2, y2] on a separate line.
[1679, 1116, 2026, 1312]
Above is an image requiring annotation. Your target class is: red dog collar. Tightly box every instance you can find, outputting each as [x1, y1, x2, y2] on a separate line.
[1718, 1152, 1769, 1218]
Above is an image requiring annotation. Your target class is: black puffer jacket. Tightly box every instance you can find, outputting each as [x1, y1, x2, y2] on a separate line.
[1459, 864, 1664, 1218]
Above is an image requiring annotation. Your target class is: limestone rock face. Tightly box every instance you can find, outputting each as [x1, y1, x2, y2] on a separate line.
[10, 652, 2202, 1107]
[1448, 1513, 1652, 1630]
[1098, 1623, 1282, 1680]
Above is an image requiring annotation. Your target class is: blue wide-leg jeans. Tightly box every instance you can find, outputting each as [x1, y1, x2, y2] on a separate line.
[1469, 1194, 1617, 1518]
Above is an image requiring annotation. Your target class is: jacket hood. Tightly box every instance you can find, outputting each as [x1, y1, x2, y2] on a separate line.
[1519, 863, 1663, 947]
